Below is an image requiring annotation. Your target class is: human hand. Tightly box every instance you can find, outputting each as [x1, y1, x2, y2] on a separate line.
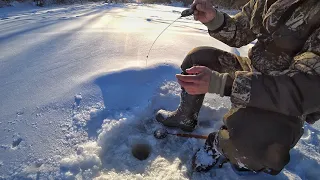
[176, 66, 212, 95]
[191, 0, 216, 24]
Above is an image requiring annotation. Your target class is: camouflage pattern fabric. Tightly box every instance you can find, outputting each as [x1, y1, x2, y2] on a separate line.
[210, 0, 320, 124]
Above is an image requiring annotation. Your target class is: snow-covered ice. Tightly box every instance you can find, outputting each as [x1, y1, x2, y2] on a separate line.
[0, 2, 319, 179]
[194, 148, 215, 168]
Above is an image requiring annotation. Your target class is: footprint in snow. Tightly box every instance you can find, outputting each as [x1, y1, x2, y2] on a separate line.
[73, 93, 82, 109]
[34, 159, 44, 168]
[0, 144, 10, 150]
[17, 111, 24, 116]
[12, 137, 22, 148]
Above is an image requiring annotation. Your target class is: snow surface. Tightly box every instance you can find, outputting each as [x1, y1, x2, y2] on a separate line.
[1, 2, 320, 179]
[194, 148, 215, 167]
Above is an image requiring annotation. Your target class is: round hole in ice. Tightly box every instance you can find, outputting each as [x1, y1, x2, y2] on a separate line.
[131, 142, 151, 161]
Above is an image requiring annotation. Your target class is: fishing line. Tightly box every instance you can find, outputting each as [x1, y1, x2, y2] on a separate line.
[145, 8, 195, 66]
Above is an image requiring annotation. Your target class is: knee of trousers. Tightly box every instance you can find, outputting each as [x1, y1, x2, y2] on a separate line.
[180, 46, 221, 72]
[217, 130, 290, 174]
[217, 107, 303, 174]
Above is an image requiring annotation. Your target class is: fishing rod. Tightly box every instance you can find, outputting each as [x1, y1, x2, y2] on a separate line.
[154, 128, 208, 140]
[145, 8, 195, 65]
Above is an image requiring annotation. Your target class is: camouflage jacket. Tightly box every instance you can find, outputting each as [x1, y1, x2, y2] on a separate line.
[209, 0, 320, 124]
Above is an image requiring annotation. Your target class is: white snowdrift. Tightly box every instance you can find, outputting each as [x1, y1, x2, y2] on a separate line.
[58, 65, 320, 180]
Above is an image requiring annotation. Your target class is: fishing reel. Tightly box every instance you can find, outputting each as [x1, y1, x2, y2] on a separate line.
[181, 8, 195, 17]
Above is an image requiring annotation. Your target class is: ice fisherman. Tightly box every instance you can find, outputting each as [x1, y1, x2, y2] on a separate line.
[155, 0, 320, 175]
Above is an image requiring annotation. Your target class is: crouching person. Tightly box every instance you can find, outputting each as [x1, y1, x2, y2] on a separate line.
[155, 0, 320, 175]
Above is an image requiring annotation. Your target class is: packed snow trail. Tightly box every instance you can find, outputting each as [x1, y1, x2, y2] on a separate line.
[0, 2, 319, 179]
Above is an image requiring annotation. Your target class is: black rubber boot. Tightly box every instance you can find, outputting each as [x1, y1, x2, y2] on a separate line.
[192, 132, 221, 172]
[155, 89, 204, 132]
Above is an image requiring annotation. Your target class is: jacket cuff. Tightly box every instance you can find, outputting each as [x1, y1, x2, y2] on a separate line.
[230, 71, 255, 108]
[203, 9, 225, 31]
[208, 71, 228, 97]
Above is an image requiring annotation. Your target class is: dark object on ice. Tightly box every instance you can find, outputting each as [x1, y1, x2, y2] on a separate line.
[12, 137, 22, 148]
[35, 0, 44, 7]
[131, 143, 151, 161]
[154, 128, 208, 139]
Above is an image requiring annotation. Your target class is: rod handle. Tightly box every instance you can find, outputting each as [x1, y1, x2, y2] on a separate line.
[181, 8, 195, 17]
[176, 133, 208, 139]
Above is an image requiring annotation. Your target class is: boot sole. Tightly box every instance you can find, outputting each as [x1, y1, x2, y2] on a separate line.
[155, 113, 196, 132]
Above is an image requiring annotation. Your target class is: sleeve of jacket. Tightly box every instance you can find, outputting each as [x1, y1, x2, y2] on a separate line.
[230, 27, 320, 118]
[205, 0, 257, 48]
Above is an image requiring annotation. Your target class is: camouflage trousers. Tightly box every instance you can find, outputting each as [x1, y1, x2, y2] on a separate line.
[181, 46, 304, 175]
